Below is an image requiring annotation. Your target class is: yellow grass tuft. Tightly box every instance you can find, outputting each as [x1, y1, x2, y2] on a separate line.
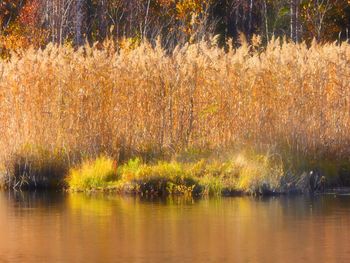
[67, 156, 118, 191]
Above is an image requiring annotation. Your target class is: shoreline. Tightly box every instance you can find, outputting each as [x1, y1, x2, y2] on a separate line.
[2, 186, 350, 198]
[2, 154, 348, 197]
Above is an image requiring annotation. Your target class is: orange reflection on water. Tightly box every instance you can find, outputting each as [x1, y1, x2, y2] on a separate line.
[0, 192, 350, 263]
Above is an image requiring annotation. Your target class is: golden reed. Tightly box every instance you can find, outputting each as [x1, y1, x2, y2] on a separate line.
[0, 38, 349, 174]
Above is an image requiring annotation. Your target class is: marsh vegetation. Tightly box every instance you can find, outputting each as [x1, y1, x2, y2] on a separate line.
[0, 38, 349, 193]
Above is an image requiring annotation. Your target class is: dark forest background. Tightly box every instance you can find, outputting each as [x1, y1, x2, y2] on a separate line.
[1, 0, 350, 51]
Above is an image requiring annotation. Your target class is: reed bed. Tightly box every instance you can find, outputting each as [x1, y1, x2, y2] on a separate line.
[0, 38, 349, 189]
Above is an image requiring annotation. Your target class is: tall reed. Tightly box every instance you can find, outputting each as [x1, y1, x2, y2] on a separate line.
[0, 39, 349, 183]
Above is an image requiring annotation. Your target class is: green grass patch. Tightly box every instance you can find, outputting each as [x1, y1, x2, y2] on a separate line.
[67, 156, 119, 191]
[66, 150, 287, 196]
[118, 158, 199, 196]
[4, 144, 349, 194]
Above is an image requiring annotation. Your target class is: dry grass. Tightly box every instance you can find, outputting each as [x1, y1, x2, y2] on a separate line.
[0, 38, 349, 187]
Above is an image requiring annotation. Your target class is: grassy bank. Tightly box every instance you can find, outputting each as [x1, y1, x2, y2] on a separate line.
[66, 152, 288, 196]
[66, 150, 348, 196]
[0, 39, 349, 192]
[2, 147, 347, 195]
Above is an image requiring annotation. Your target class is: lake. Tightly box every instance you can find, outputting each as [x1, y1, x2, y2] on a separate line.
[0, 191, 349, 263]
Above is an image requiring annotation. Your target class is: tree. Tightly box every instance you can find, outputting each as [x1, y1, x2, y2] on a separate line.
[1, 0, 350, 51]
[301, 0, 350, 41]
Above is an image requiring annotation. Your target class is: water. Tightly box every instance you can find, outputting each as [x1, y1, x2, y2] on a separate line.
[0, 192, 350, 263]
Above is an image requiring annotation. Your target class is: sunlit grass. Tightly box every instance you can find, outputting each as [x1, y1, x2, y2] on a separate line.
[234, 151, 284, 194]
[67, 156, 119, 191]
[66, 150, 286, 196]
[118, 158, 199, 196]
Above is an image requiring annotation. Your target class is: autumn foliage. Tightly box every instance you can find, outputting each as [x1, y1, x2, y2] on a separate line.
[18, 0, 40, 26]
[0, 0, 45, 55]
[1, 0, 350, 56]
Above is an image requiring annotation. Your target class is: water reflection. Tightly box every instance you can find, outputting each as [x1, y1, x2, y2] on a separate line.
[0, 192, 350, 263]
